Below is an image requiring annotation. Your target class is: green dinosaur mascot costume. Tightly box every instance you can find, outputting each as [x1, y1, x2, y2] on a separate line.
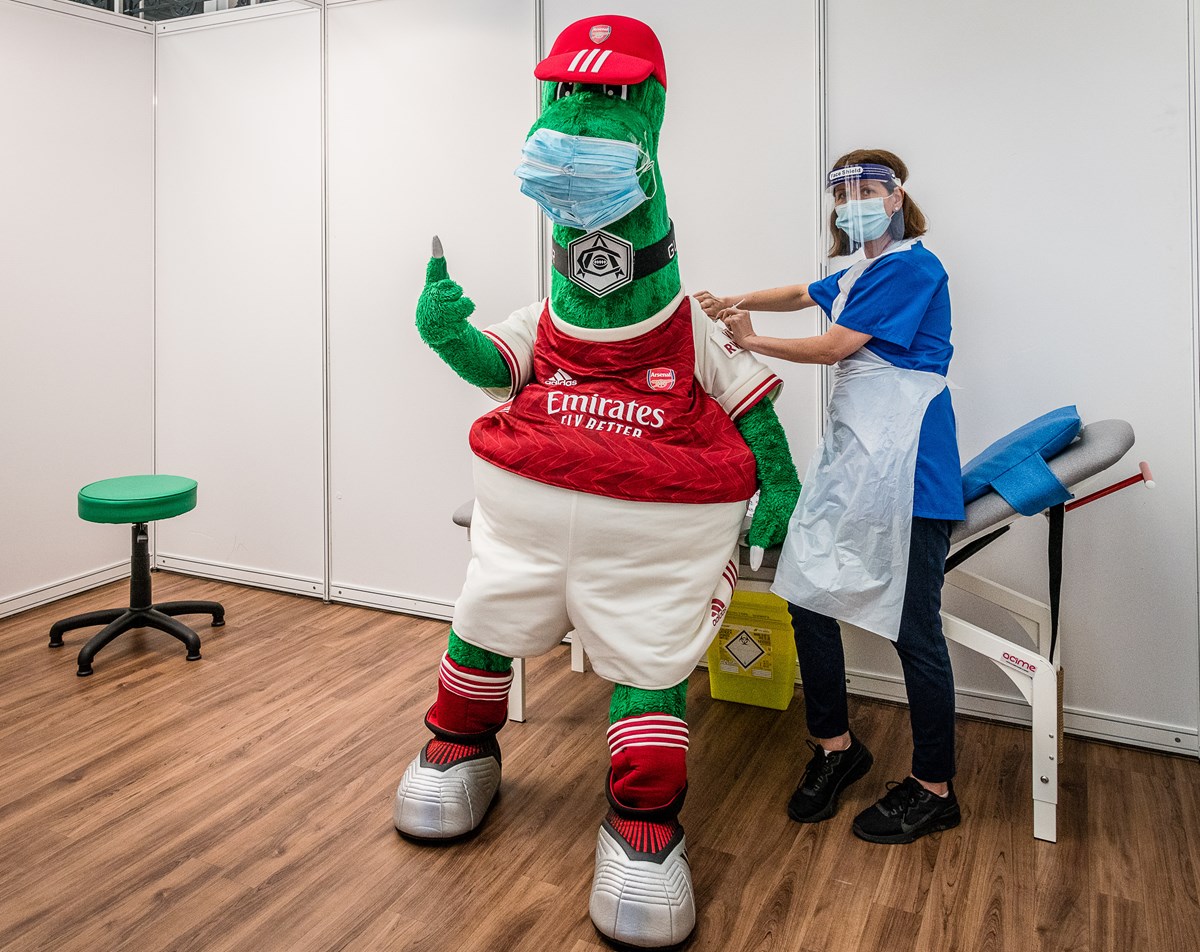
[393, 15, 800, 948]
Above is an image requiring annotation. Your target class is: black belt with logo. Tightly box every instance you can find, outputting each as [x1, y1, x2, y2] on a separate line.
[552, 221, 677, 283]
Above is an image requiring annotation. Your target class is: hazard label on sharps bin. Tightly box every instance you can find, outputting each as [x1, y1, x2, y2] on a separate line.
[708, 589, 797, 709]
[722, 628, 768, 672]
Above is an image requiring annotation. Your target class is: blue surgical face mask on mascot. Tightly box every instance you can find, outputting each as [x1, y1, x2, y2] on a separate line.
[835, 197, 893, 245]
[515, 127, 656, 232]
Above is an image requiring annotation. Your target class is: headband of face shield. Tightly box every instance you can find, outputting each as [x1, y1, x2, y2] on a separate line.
[515, 127, 657, 233]
[825, 162, 905, 253]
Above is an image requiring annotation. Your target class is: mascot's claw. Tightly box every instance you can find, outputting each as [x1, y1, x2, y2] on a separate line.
[750, 546, 764, 571]
[431, 234, 443, 258]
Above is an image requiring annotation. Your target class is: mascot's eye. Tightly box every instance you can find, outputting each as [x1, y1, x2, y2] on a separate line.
[555, 82, 577, 100]
[574, 83, 629, 100]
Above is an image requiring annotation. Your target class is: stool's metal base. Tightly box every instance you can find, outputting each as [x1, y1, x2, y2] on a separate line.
[48, 523, 225, 676]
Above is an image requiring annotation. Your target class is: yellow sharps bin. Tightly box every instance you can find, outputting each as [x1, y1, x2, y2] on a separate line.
[707, 584, 798, 710]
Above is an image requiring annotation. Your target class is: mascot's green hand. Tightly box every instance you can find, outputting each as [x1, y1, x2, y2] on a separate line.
[417, 235, 477, 347]
[414, 237, 511, 389]
[736, 400, 802, 570]
[745, 483, 800, 567]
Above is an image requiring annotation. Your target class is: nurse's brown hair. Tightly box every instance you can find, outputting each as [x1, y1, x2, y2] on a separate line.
[827, 148, 927, 257]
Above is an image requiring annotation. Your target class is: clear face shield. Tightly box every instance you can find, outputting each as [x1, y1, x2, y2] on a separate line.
[824, 162, 906, 259]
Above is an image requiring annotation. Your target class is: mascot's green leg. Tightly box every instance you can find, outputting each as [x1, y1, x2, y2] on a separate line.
[609, 681, 687, 724]
[447, 630, 512, 673]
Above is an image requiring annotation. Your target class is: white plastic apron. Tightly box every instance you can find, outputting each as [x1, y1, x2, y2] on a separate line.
[771, 241, 946, 640]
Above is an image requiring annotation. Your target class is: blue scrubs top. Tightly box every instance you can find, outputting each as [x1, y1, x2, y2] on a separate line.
[807, 241, 965, 521]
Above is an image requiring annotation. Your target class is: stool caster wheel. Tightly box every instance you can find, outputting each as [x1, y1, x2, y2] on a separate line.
[49, 637, 64, 649]
[77, 665, 93, 677]
[212, 617, 225, 627]
[187, 651, 202, 661]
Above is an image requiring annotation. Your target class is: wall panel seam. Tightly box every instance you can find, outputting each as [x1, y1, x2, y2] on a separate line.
[1188, 0, 1200, 756]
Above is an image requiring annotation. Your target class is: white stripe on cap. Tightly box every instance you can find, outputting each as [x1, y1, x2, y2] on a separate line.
[579, 48, 602, 72]
[591, 49, 613, 73]
[568, 49, 589, 72]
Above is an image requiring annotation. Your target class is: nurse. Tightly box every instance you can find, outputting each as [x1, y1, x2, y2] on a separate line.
[695, 149, 965, 844]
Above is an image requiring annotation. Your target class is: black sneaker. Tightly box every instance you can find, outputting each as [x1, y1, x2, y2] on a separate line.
[787, 733, 874, 823]
[852, 777, 961, 844]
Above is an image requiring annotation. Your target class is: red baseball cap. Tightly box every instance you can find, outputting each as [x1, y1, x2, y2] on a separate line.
[535, 15, 667, 90]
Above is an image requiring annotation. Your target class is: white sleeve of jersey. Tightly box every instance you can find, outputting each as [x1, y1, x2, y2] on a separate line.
[479, 300, 543, 402]
[690, 298, 783, 419]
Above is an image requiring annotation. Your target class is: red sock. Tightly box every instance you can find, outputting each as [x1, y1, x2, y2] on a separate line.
[607, 713, 689, 812]
[426, 652, 512, 737]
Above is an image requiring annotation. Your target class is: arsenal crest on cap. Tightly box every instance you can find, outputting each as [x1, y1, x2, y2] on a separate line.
[589, 24, 612, 44]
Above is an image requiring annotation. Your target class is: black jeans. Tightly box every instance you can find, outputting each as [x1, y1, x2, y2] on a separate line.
[788, 517, 956, 783]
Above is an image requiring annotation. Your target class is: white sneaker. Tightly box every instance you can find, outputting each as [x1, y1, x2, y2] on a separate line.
[392, 736, 501, 839]
[589, 812, 696, 948]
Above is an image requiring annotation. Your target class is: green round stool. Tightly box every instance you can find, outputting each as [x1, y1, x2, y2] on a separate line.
[49, 475, 225, 676]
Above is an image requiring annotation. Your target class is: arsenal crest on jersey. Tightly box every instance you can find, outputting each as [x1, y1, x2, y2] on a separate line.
[646, 368, 676, 391]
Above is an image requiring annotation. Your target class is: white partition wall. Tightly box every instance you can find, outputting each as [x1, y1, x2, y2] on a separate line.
[0, 0, 155, 616]
[3, 0, 1199, 753]
[325, 0, 539, 614]
[544, 0, 825, 469]
[826, 0, 1200, 751]
[154, 7, 325, 595]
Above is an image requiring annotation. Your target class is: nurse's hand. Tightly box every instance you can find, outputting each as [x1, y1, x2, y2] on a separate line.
[718, 307, 755, 345]
[694, 290, 732, 320]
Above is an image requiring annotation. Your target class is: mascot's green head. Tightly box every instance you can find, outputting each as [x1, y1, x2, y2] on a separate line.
[517, 15, 678, 328]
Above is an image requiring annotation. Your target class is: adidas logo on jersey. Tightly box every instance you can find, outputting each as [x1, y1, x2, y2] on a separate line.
[544, 368, 578, 386]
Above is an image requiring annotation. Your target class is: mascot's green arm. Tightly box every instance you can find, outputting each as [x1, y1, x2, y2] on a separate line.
[415, 244, 511, 390]
[737, 401, 802, 550]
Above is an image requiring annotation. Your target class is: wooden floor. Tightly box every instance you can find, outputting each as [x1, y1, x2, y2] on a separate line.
[2, 574, 1199, 952]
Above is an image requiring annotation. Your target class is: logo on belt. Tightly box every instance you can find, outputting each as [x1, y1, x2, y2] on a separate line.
[568, 230, 633, 297]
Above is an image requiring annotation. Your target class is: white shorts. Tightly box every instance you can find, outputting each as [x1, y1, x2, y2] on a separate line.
[453, 459, 745, 691]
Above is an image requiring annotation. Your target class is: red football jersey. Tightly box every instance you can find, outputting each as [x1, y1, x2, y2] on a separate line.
[470, 298, 765, 503]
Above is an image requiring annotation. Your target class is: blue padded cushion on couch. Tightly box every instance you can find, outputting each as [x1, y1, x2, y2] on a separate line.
[961, 406, 1082, 516]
